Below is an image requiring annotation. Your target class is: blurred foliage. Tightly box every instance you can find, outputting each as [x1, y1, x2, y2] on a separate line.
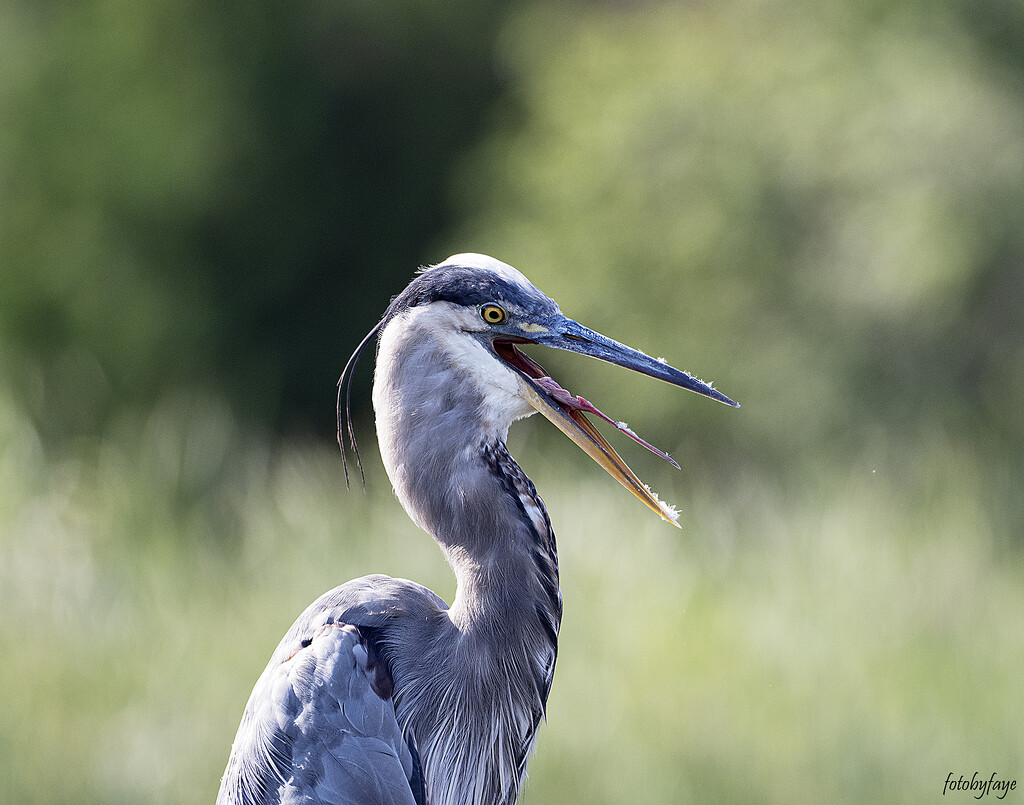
[2, 0, 1023, 802]
[448, 2, 1024, 480]
[0, 0, 511, 437]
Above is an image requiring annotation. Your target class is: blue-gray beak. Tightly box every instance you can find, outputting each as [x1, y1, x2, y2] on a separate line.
[533, 316, 738, 407]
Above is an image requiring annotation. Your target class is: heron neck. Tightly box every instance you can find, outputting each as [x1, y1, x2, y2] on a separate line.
[444, 442, 560, 634]
[380, 416, 560, 636]
[373, 314, 560, 632]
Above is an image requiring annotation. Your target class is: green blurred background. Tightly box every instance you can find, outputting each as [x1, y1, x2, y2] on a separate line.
[2, 0, 1022, 802]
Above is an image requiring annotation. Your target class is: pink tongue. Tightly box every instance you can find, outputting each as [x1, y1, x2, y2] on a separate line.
[533, 376, 680, 469]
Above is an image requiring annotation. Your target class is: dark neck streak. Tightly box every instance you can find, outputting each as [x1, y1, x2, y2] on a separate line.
[481, 441, 560, 637]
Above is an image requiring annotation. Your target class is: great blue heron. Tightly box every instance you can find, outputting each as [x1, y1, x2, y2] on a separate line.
[217, 254, 737, 805]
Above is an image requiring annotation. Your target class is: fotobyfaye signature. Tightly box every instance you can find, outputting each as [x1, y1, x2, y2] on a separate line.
[944, 773, 1018, 799]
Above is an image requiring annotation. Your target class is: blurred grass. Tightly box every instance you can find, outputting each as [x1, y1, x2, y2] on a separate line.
[1, 386, 1020, 803]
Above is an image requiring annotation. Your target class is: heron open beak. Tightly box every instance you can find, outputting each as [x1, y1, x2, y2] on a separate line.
[493, 317, 737, 527]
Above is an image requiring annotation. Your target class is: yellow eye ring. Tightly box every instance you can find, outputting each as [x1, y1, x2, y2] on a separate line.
[480, 304, 506, 324]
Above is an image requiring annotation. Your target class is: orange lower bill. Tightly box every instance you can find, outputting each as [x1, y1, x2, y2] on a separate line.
[518, 377, 681, 528]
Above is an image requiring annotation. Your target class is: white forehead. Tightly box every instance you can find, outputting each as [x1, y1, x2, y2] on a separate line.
[431, 253, 536, 294]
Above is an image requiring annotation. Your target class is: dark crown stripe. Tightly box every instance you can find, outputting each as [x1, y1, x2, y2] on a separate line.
[379, 265, 559, 335]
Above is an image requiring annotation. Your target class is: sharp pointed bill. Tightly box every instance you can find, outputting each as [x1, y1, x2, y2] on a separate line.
[490, 312, 738, 527]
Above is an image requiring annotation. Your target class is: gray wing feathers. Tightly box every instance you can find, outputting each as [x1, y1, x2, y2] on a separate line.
[279, 623, 417, 804]
[218, 576, 440, 805]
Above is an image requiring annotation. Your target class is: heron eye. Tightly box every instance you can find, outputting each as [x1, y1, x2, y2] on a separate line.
[480, 304, 506, 324]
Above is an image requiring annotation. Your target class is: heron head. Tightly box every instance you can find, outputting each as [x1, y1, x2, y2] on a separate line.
[370, 253, 738, 527]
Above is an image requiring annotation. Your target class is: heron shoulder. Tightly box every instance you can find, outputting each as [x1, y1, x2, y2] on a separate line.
[218, 618, 423, 805]
[217, 576, 442, 805]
